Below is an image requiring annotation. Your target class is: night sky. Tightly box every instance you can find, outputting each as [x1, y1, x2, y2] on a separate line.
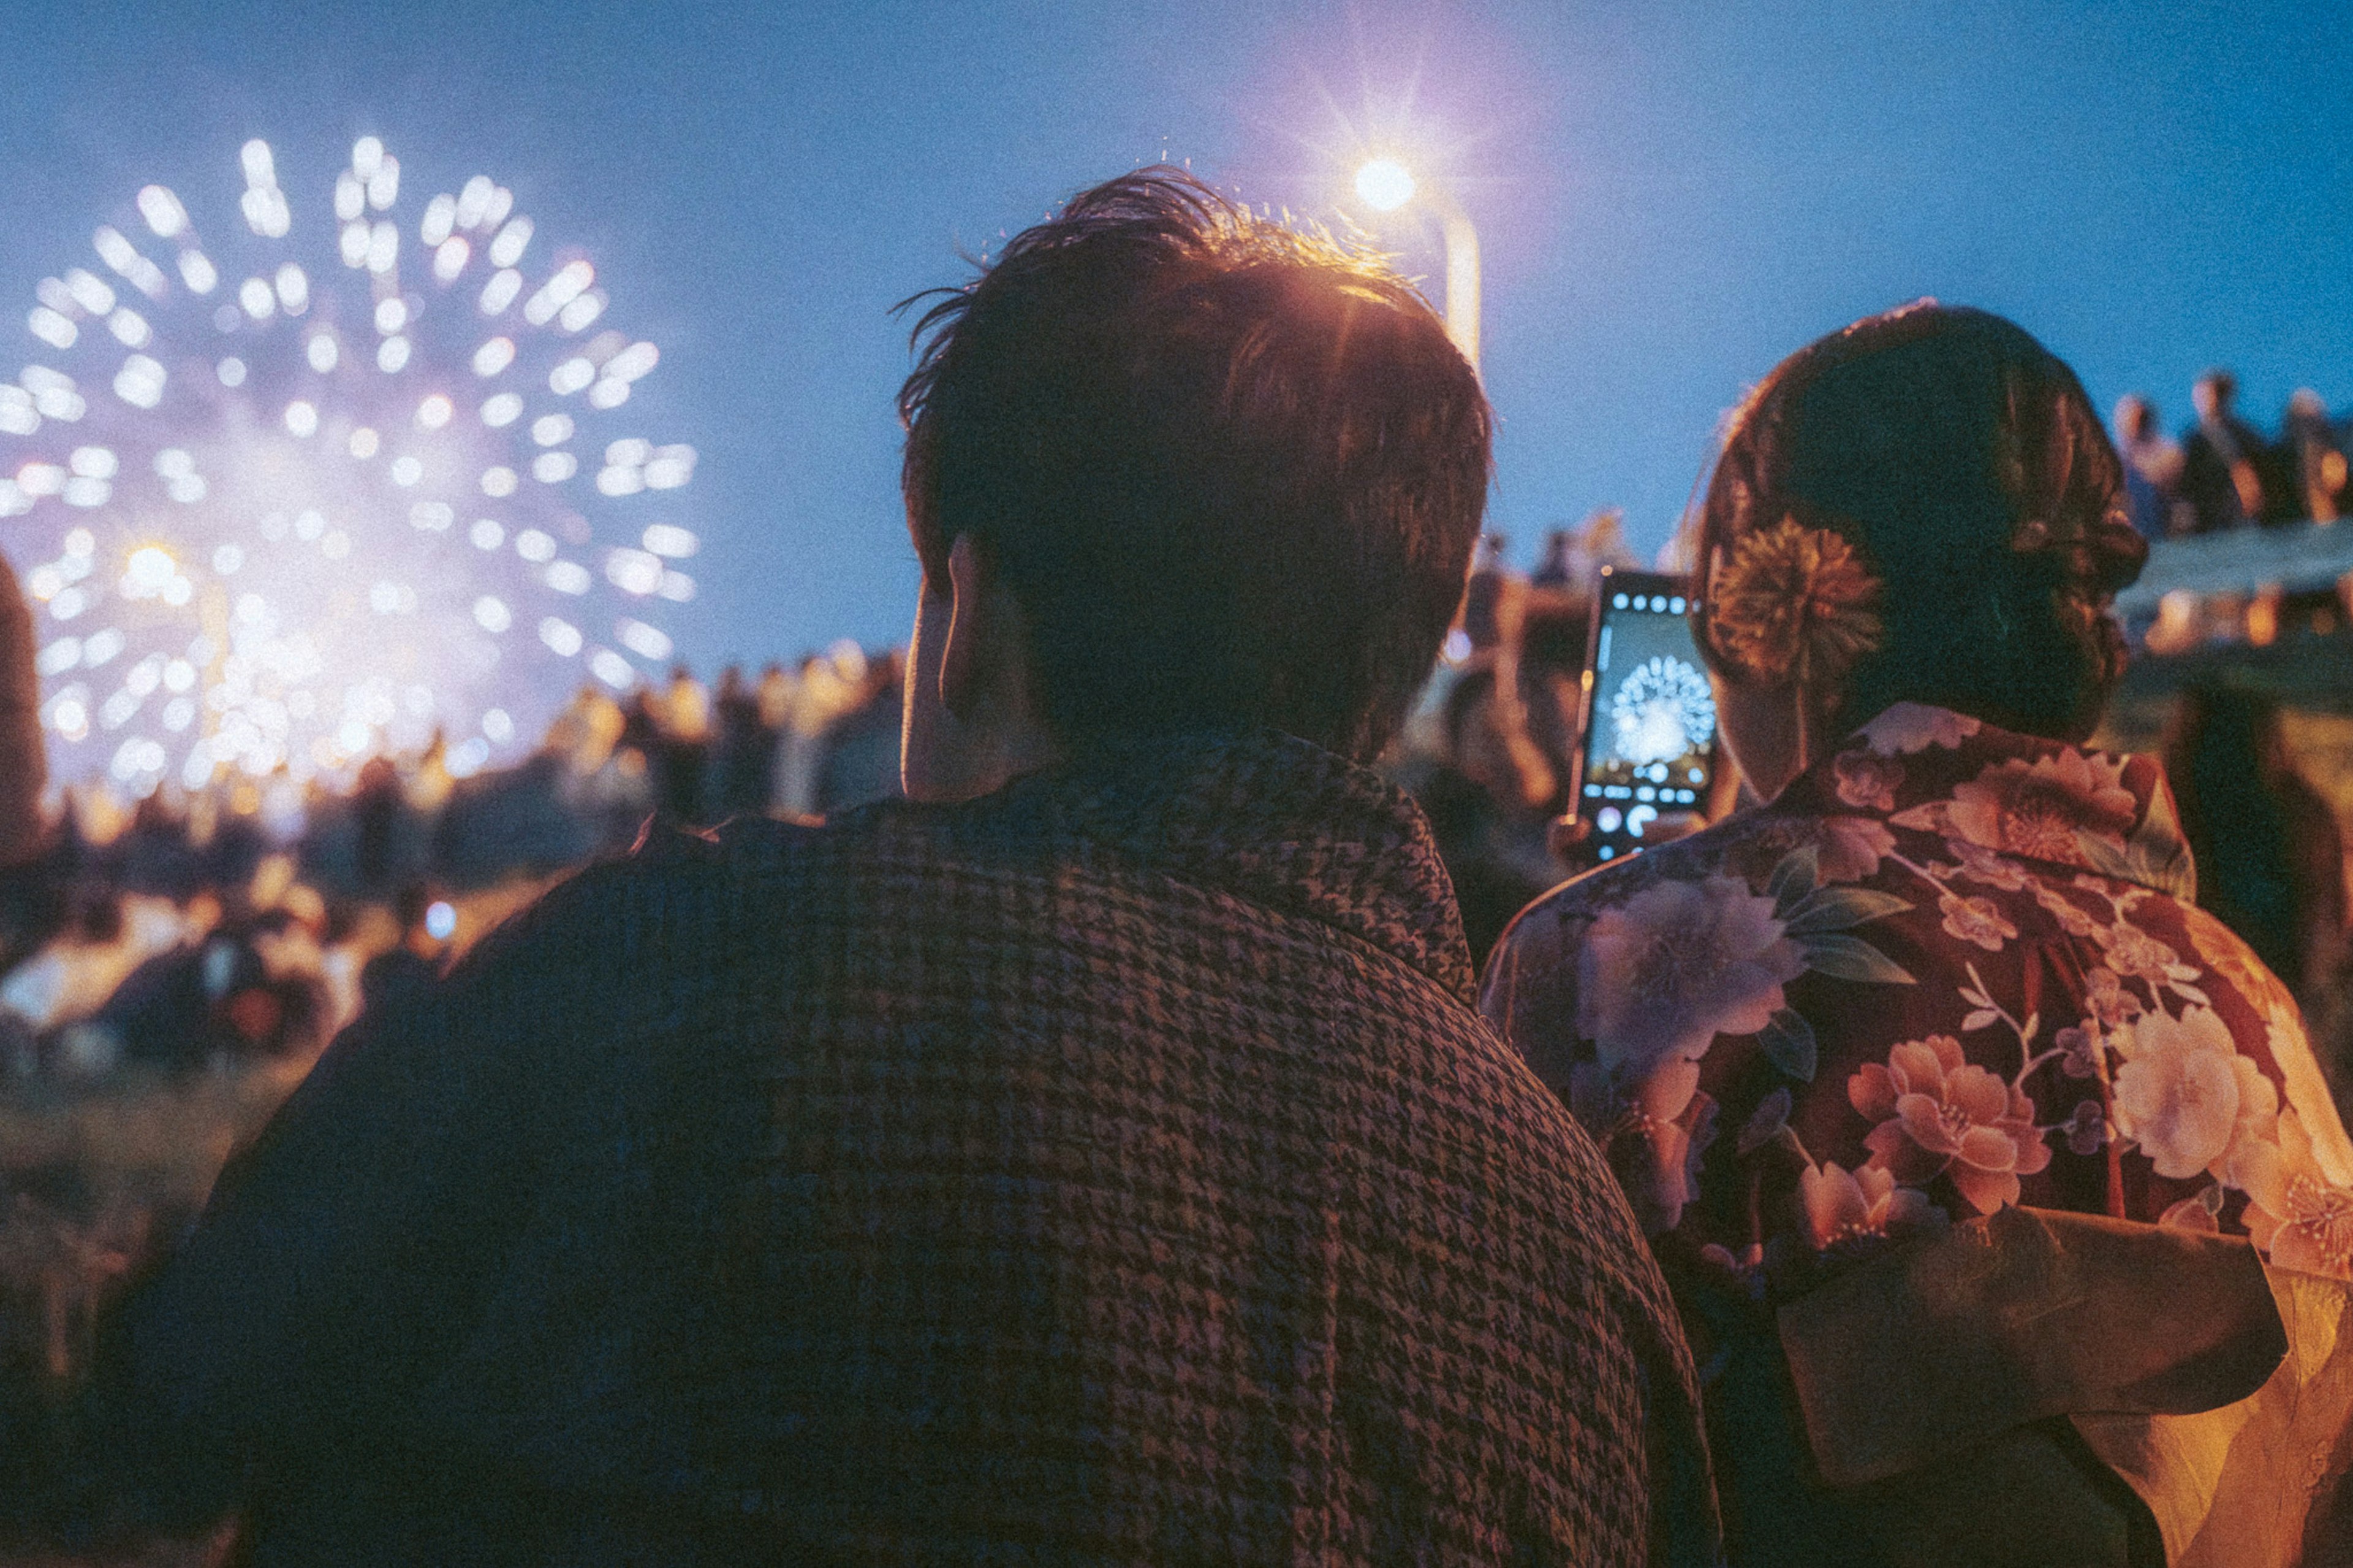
[1, 0, 2348, 676]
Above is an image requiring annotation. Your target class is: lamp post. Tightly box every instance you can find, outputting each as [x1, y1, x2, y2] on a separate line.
[1354, 159, 1480, 371]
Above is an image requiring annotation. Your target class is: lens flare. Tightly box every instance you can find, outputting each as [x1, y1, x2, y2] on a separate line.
[1353, 158, 1416, 213]
[1, 137, 699, 794]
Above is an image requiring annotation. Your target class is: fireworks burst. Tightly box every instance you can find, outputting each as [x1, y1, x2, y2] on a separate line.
[0, 135, 699, 795]
[1608, 654, 1716, 767]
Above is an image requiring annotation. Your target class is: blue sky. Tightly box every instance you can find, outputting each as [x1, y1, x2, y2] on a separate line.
[1, 0, 2348, 673]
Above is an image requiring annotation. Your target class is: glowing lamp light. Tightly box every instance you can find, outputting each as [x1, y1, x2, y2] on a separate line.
[1354, 159, 1416, 213]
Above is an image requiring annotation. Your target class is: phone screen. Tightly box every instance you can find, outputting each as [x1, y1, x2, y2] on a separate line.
[1573, 569, 1717, 862]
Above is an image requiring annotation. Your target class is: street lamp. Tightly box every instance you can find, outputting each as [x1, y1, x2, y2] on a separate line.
[1354, 158, 1480, 371]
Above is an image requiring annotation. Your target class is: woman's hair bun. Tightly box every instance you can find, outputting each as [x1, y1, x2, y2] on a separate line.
[1688, 303, 2141, 743]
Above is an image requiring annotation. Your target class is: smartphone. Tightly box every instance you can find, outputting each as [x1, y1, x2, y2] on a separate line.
[1568, 567, 1718, 862]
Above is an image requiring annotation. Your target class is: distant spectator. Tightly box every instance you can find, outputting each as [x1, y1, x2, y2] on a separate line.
[2282, 388, 2348, 525]
[705, 664, 771, 820]
[1530, 509, 1639, 597]
[1458, 531, 1511, 650]
[809, 650, 905, 815]
[2165, 681, 2347, 1006]
[653, 666, 712, 821]
[2180, 369, 2269, 531]
[1409, 665, 1567, 968]
[350, 757, 404, 894]
[1531, 528, 1578, 586]
[89, 909, 331, 1074]
[755, 662, 794, 732]
[2112, 393, 2186, 537]
[357, 884, 445, 1018]
[615, 686, 662, 767]
[0, 553, 42, 869]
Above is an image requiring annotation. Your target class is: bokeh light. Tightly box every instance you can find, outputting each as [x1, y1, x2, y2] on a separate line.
[1, 136, 701, 794]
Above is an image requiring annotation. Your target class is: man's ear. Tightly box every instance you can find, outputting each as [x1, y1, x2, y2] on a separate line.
[939, 532, 991, 719]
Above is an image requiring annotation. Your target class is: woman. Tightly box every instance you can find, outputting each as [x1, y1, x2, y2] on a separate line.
[1481, 305, 2353, 1566]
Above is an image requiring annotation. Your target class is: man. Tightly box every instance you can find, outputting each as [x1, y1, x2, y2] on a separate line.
[2110, 393, 2185, 538]
[2178, 369, 2268, 532]
[2281, 387, 2348, 524]
[80, 171, 1715, 1563]
[0, 552, 42, 866]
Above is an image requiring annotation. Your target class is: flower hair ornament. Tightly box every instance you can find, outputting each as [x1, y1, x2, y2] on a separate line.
[1706, 514, 1885, 688]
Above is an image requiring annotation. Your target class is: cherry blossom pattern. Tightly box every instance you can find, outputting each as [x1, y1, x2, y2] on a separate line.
[2055, 1025, 2101, 1081]
[1938, 891, 2017, 953]
[1850, 1034, 2052, 1213]
[2032, 882, 2105, 939]
[1568, 1056, 1720, 1235]
[1800, 1159, 1946, 1254]
[1813, 817, 1896, 884]
[2242, 1108, 2353, 1279]
[1832, 746, 1904, 814]
[2109, 1006, 2273, 1181]
[2099, 918, 2203, 993]
[1482, 704, 2353, 1293]
[2081, 965, 2143, 1032]
[1727, 814, 1894, 886]
[2063, 1099, 2108, 1156]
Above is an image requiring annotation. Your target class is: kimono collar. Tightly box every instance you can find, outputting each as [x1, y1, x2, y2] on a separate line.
[1780, 702, 2197, 901]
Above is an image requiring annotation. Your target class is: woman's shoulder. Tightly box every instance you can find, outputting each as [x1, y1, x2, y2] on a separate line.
[1482, 787, 1870, 987]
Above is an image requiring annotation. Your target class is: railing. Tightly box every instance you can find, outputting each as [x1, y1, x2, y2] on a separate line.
[2118, 520, 2353, 616]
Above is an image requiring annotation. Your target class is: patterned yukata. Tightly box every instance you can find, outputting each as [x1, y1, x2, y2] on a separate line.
[1483, 702, 2353, 1278]
[1480, 702, 2353, 1558]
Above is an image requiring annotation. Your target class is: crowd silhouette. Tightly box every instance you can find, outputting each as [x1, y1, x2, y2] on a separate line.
[2115, 371, 2352, 537]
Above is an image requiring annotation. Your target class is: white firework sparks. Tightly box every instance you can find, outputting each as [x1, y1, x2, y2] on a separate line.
[1608, 654, 1716, 766]
[1, 135, 699, 795]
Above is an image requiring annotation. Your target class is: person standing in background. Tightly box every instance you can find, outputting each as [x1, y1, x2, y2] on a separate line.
[652, 665, 712, 822]
[703, 665, 769, 820]
[2164, 681, 2347, 1010]
[2280, 388, 2347, 524]
[0, 554, 44, 868]
[2180, 369, 2269, 532]
[2111, 394, 2186, 537]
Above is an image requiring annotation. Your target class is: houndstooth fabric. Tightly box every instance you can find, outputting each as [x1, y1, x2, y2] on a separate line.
[111, 729, 1718, 1566]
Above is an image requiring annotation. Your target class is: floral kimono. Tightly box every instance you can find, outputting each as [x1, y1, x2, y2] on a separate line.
[1482, 703, 2353, 1557]
[1481, 700, 2353, 1308]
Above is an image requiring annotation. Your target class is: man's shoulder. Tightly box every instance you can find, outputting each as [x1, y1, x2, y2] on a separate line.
[570, 798, 953, 888]
[501, 796, 1059, 954]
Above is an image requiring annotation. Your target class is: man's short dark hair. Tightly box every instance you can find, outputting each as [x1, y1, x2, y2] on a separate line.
[899, 168, 1491, 762]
